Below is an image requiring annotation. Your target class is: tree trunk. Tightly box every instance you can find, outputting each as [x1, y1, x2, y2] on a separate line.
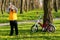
[58, 0, 60, 9]
[24, 0, 29, 12]
[53, 0, 58, 12]
[1, 0, 4, 14]
[29, 0, 31, 10]
[16, 0, 18, 8]
[31, 0, 34, 10]
[20, 0, 23, 14]
[13, 0, 15, 5]
[9, 0, 10, 2]
[4, 0, 6, 12]
[28, 0, 34, 10]
[43, 0, 53, 24]
[24, 0, 27, 11]
[27, 0, 29, 11]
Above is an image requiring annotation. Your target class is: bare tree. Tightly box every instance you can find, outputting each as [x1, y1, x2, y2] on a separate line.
[43, 0, 53, 24]
[53, 0, 58, 12]
[1, 0, 4, 14]
[20, 0, 23, 14]
[58, 0, 60, 9]
[24, 0, 27, 11]
[4, 0, 6, 12]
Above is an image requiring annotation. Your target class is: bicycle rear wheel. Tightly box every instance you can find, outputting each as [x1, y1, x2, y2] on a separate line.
[47, 24, 55, 32]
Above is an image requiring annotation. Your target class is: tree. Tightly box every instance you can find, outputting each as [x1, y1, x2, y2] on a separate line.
[1, 0, 4, 14]
[4, 0, 6, 12]
[16, 0, 18, 7]
[53, 0, 58, 12]
[20, 0, 23, 14]
[43, 0, 53, 24]
[34, 0, 40, 9]
[24, 0, 29, 12]
[31, 0, 34, 10]
[29, 0, 31, 10]
[58, 0, 60, 9]
[24, 0, 27, 11]
[9, 0, 10, 2]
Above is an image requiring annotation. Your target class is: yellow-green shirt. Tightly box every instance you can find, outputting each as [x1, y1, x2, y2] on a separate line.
[9, 10, 17, 20]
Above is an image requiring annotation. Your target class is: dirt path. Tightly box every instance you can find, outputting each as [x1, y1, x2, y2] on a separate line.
[0, 20, 35, 26]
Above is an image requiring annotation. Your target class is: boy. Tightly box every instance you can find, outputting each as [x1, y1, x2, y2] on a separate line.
[7, 3, 18, 36]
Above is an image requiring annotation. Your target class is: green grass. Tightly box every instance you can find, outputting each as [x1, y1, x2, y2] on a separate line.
[0, 20, 60, 40]
[0, 9, 60, 23]
[0, 9, 43, 23]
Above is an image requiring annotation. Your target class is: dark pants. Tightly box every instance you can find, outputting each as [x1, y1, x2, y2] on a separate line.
[10, 20, 18, 35]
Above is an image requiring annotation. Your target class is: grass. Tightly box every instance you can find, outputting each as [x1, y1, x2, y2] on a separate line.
[0, 9, 60, 40]
[0, 9, 43, 23]
[0, 19, 60, 40]
[0, 9, 60, 23]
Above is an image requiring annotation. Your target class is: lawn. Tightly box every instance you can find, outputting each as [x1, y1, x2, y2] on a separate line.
[0, 19, 60, 40]
[0, 9, 60, 40]
[0, 9, 60, 23]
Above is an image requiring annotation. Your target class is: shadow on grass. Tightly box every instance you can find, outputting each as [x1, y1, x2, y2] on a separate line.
[0, 30, 60, 40]
[1, 29, 60, 36]
[54, 23, 60, 24]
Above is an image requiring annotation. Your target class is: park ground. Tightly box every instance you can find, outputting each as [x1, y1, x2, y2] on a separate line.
[0, 10, 60, 40]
